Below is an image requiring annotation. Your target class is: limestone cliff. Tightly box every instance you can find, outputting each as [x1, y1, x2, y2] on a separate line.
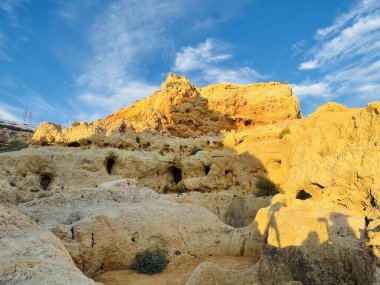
[32, 74, 301, 142]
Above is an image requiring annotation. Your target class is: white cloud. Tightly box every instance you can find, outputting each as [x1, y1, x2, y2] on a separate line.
[173, 39, 264, 85]
[292, 83, 331, 98]
[295, 0, 380, 105]
[298, 60, 318, 70]
[63, 0, 253, 121]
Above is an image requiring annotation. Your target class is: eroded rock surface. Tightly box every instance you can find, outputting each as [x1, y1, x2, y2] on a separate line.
[17, 180, 262, 277]
[0, 204, 95, 285]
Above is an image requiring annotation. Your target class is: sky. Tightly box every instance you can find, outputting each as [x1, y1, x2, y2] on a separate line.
[0, 0, 379, 125]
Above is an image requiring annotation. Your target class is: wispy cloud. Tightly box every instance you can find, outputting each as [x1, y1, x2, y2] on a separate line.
[73, 0, 252, 121]
[173, 39, 264, 85]
[295, 0, 380, 106]
[0, 103, 23, 121]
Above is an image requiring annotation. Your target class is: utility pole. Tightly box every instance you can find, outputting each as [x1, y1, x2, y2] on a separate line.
[22, 108, 32, 126]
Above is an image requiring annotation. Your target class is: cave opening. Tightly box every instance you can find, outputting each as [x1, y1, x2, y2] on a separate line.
[68, 142, 81, 147]
[296, 190, 312, 200]
[205, 166, 211, 176]
[171, 166, 182, 184]
[40, 175, 52, 190]
[105, 157, 116, 175]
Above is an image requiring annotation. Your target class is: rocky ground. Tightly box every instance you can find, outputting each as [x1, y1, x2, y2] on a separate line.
[0, 74, 379, 284]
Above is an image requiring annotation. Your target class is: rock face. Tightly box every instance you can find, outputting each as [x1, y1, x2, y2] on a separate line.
[226, 101, 380, 218]
[32, 74, 301, 142]
[17, 180, 262, 277]
[0, 74, 379, 285]
[255, 200, 374, 285]
[199, 82, 301, 127]
[0, 205, 95, 285]
[0, 143, 268, 203]
[184, 199, 375, 285]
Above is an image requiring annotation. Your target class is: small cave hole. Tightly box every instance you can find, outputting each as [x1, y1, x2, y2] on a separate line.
[175, 250, 181, 256]
[40, 175, 52, 190]
[244, 119, 253, 126]
[205, 166, 211, 176]
[296, 190, 312, 200]
[131, 237, 136, 242]
[68, 142, 81, 147]
[225, 170, 232, 175]
[105, 157, 116, 175]
[171, 166, 182, 184]
[10, 181, 16, 187]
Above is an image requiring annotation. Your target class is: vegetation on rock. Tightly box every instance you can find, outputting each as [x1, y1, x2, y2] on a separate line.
[132, 248, 168, 274]
[0, 139, 29, 153]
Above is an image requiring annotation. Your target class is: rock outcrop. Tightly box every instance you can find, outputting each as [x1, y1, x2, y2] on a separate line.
[32, 74, 301, 143]
[227, 101, 380, 218]
[0, 205, 95, 285]
[17, 180, 262, 277]
[0, 74, 379, 285]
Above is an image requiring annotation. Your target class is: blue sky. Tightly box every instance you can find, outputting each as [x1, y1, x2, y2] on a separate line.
[0, 0, 379, 125]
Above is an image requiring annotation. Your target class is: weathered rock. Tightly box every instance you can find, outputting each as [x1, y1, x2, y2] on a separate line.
[169, 192, 270, 227]
[226, 101, 380, 218]
[0, 204, 95, 285]
[32, 74, 301, 143]
[254, 200, 375, 284]
[17, 180, 262, 277]
[199, 81, 301, 128]
[0, 144, 268, 204]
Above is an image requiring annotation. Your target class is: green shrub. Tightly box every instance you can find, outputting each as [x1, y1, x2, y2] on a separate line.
[278, 128, 291, 139]
[190, 146, 202, 155]
[255, 176, 279, 196]
[0, 139, 29, 153]
[132, 248, 168, 274]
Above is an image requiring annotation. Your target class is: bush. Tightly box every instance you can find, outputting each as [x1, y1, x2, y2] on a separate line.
[255, 176, 279, 196]
[0, 139, 29, 153]
[190, 146, 202, 155]
[132, 248, 168, 274]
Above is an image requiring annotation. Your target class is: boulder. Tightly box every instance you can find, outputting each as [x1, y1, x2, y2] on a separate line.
[17, 180, 262, 277]
[0, 205, 95, 285]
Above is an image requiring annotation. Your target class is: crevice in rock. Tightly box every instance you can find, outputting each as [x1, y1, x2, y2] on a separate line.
[91, 233, 95, 248]
[205, 166, 211, 176]
[239, 237, 247, 256]
[311, 182, 325, 189]
[71, 227, 75, 240]
[296, 190, 312, 200]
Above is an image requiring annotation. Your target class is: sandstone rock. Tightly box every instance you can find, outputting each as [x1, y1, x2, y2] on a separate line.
[17, 180, 262, 277]
[226, 101, 380, 218]
[199, 81, 301, 128]
[0, 205, 95, 285]
[169, 192, 270, 227]
[32, 74, 301, 142]
[254, 201, 375, 284]
[0, 144, 268, 204]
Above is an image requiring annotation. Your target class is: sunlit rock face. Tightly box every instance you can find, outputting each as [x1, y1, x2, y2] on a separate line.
[32, 74, 301, 142]
[0, 74, 379, 285]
